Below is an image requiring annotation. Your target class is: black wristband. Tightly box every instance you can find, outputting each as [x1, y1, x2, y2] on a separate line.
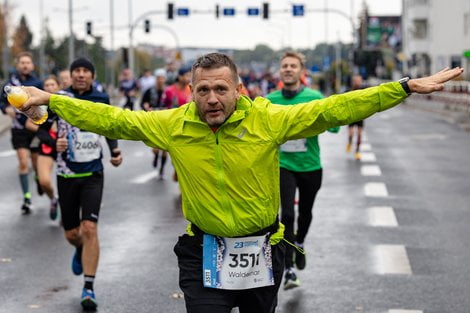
[398, 77, 411, 95]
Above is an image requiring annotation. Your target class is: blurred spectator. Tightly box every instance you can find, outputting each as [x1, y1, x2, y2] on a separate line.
[163, 66, 192, 109]
[58, 69, 72, 90]
[118, 68, 139, 110]
[138, 69, 156, 94]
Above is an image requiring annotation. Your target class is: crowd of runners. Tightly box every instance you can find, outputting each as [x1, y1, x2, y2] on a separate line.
[1, 50, 462, 312]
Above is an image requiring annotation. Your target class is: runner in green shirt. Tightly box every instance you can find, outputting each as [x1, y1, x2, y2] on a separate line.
[267, 51, 339, 290]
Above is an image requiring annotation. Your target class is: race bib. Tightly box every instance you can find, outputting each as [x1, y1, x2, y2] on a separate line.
[202, 234, 274, 290]
[70, 132, 101, 162]
[280, 139, 307, 152]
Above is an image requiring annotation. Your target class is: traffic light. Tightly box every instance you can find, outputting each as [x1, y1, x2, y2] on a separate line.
[215, 4, 220, 18]
[144, 19, 150, 33]
[122, 47, 129, 67]
[262, 3, 269, 19]
[167, 3, 174, 20]
[86, 21, 92, 36]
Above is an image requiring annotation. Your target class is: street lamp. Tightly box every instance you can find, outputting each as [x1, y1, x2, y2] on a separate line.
[54, 2, 88, 66]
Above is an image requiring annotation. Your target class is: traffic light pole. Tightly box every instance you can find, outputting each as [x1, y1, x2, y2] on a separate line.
[128, 10, 164, 75]
[68, 0, 75, 66]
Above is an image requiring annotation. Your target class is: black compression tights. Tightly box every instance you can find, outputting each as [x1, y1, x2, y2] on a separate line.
[280, 167, 322, 268]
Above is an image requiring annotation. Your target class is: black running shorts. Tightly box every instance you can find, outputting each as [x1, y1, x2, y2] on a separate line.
[11, 128, 35, 150]
[57, 171, 104, 231]
[348, 120, 364, 127]
[174, 233, 285, 313]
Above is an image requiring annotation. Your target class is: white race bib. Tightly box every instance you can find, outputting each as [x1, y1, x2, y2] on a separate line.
[202, 234, 274, 290]
[280, 139, 307, 152]
[71, 132, 101, 162]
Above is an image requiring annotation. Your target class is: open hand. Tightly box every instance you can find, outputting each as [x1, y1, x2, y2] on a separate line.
[409, 67, 464, 94]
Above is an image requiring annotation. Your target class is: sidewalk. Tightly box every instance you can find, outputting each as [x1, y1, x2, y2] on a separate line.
[0, 114, 11, 135]
[405, 94, 470, 132]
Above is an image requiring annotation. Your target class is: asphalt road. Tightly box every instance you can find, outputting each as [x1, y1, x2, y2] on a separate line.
[0, 102, 469, 313]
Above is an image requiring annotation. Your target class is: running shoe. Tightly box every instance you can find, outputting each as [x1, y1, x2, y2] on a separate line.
[81, 288, 98, 310]
[49, 197, 59, 221]
[295, 249, 306, 270]
[283, 269, 301, 290]
[21, 198, 32, 215]
[346, 143, 352, 153]
[355, 152, 361, 160]
[71, 250, 83, 275]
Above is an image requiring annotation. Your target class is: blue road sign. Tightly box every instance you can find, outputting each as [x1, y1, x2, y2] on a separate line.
[247, 8, 260, 16]
[223, 8, 236, 16]
[292, 4, 304, 17]
[177, 8, 190, 16]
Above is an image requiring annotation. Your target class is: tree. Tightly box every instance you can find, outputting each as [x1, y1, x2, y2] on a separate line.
[11, 15, 33, 56]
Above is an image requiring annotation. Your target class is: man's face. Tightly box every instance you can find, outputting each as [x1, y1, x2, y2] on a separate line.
[280, 56, 304, 87]
[59, 70, 72, 89]
[16, 56, 34, 76]
[191, 66, 241, 128]
[71, 67, 94, 92]
[178, 71, 192, 85]
[156, 75, 165, 87]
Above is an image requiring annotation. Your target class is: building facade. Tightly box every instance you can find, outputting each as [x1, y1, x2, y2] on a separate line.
[402, 0, 470, 78]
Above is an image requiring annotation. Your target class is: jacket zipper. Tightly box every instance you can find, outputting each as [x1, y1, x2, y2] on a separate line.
[214, 129, 236, 234]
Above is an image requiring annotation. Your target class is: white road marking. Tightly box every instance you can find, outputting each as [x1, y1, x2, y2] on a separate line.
[389, 310, 423, 313]
[373, 245, 412, 275]
[360, 143, 371, 151]
[131, 171, 158, 184]
[360, 152, 376, 162]
[364, 182, 388, 197]
[133, 151, 145, 157]
[0, 150, 15, 157]
[410, 133, 446, 141]
[361, 165, 382, 176]
[368, 206, 398, 227]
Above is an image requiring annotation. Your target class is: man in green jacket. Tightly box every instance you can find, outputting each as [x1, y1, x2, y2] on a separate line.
[22, 53, 462, 313]
[267, 51, 339, 290]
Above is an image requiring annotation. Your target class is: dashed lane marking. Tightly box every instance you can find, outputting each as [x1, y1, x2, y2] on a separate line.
[361, 165, 382, 176]
[364, 182, 388, 197]
[0, 150, 15, 157]
[359, 152, 376, 162]
[389, 310, 423, 313]
[131, 171, 158, 184]
[368, 206, 398, 227]
[373, 245, 412, 275]
[410, 133, 446, 141]
[360, 143, 372, 151]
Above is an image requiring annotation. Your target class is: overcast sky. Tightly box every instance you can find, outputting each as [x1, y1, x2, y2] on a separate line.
[8, 0, 402, 50]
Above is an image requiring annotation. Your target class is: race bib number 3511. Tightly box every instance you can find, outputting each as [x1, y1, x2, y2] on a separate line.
[202, 234, 274, 290]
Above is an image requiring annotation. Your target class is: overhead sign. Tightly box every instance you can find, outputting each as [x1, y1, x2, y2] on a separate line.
[292, 4, 304, 16]
[247, 8, 260, 16]
[177, 8, 190, 16]
[223, 8, 235, 16]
